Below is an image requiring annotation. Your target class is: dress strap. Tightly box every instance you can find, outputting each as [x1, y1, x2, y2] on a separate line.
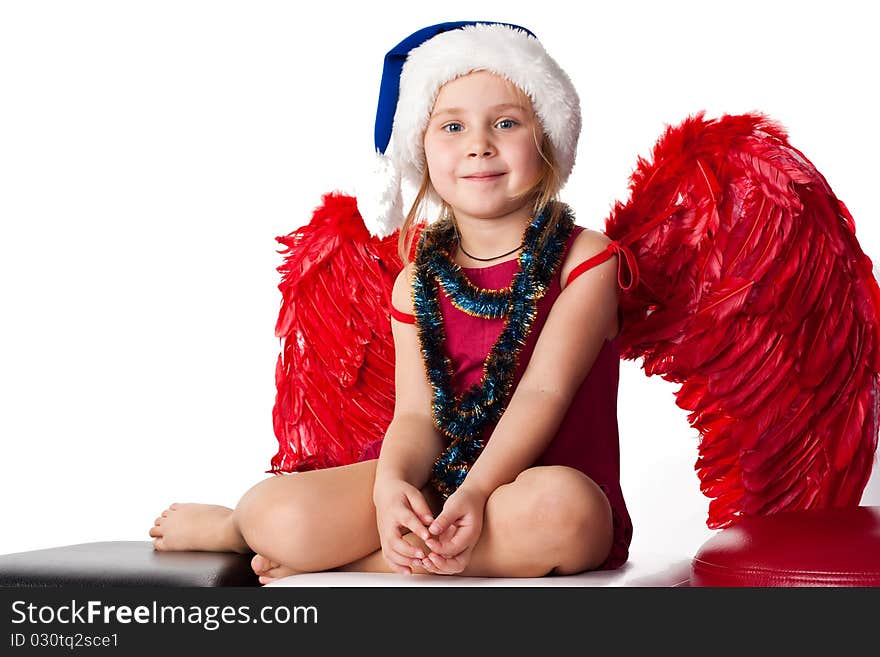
[390, 304, 416, 324]
[564, 239, 640, 291]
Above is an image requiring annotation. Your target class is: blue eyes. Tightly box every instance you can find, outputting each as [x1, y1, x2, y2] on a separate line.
[442, 119, 517, 133]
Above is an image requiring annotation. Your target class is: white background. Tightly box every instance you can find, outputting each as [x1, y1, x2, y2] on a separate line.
[1, 0, 878, 561]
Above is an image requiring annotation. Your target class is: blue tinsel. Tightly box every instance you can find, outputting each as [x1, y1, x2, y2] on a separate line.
[411, 205, 575, 498]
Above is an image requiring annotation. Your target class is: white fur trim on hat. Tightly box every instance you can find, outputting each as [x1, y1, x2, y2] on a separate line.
[355, 150, 404, 240]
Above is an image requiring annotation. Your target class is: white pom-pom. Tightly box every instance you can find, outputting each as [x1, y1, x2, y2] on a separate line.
[354, 150, 404, 239]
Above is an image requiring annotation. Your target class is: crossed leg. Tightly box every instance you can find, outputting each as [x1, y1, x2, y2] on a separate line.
[232, 460, 613, 581]
[150, 457, 613, 581]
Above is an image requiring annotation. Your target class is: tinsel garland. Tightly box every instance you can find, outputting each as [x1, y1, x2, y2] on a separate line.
[412, 205, 575, 497]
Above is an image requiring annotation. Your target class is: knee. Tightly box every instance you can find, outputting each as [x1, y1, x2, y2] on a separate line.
[516, 466, 613, 560]
[233, 475, 315, 561]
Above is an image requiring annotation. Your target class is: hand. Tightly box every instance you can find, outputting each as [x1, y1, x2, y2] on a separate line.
[419, 485, 488, 576]
[372, 478, 435, 575]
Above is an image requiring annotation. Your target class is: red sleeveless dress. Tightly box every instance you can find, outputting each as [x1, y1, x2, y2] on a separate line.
[373, 224, 633, 571]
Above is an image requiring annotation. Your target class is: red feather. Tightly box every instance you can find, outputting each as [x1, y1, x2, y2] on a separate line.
[268, 192, 422, 473]
[607, 112, 880, 529]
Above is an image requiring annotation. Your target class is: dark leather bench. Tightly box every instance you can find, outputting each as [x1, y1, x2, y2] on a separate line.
[0, 541, 258, 587]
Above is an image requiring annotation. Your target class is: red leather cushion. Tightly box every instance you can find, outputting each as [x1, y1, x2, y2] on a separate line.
[691, 506, 880, 586]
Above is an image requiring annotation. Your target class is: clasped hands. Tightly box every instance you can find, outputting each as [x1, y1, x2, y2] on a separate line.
[374, 479, 487, 576]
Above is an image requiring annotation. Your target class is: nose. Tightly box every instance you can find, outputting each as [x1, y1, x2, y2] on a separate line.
[469, 147, 494, 158]
[467, 128, 495, 158]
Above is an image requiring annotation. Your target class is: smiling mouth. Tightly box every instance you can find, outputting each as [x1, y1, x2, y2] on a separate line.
[463, 173, 505, 181]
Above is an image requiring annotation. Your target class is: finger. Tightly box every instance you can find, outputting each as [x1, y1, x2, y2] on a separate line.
[414, 556, 438, 574]
[428, 513, 449, 537]
[383, 552, 412, 575]
[429, 505, 464, 538]
[427, 524, 459, 556]
[405, 490, 435, 528]
[422, 553, 452, 575]
[438, 545, 474, 574]
[385, 539, 421, 569]
[425, 552, 450, 574]
[391, 536, 425, 560]
[434, 525, 474, 558]
[424, 533, 446, 554]
[379, 534, 418, 573]
[427, 551, 463, 575]
[397, 508, 432, 543]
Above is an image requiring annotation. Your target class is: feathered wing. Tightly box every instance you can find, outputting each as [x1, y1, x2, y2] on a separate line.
[269, 192, 414, 473]
[607, 112, 880, 529]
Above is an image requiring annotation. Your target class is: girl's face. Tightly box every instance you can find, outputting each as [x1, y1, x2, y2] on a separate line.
[423, 70, 544, 223]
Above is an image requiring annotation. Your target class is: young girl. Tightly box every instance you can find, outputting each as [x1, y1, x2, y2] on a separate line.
[149, 21, 633, 583]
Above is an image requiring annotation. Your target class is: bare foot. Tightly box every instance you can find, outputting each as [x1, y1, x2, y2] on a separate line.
[149, 503, 250, 554]
[251, 553, 302, 585]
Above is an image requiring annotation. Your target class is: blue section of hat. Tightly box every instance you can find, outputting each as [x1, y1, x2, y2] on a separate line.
[372, 21, 537, 155]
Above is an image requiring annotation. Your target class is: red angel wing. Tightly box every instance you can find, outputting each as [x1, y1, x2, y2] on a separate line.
[607, 112, 880, 529]
[269, 192, 418, 473]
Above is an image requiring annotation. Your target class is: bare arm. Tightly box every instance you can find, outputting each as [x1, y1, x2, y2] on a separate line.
[371, 264, 448, 572]
[375, 414, 443, 493]
[373, 263, 445, 499]
[460, 231, 620, 498]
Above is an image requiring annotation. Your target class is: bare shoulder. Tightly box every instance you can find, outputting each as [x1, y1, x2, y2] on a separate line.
[556, 227, 620, 341]
[391, 262, 416, 316]
[390, 261, 435, 422]
[558, 228, 615, 292]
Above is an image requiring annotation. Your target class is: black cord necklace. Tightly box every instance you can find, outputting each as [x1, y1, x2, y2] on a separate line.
[453, 222, 525, 261]
[458, 241, 524, 262]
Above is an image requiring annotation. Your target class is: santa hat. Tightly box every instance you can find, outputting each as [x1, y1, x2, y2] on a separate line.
[357, 21, 582, 238]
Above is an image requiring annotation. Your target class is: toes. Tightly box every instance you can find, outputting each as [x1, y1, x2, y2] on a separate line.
[153, 537, 165, 551]
[251, 554, 269, 574]
[149, 526, 162, 538]
[251, 554, 281, 576]
[161, 511, 169, 518]
[170, 503, 179, 511]
[154, 517, 162, 526]
[264, 564, 289, 578]
[258, 575, 277, 586]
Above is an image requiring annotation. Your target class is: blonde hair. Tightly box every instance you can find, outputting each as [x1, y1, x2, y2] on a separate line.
[396, 77, 567, 265]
